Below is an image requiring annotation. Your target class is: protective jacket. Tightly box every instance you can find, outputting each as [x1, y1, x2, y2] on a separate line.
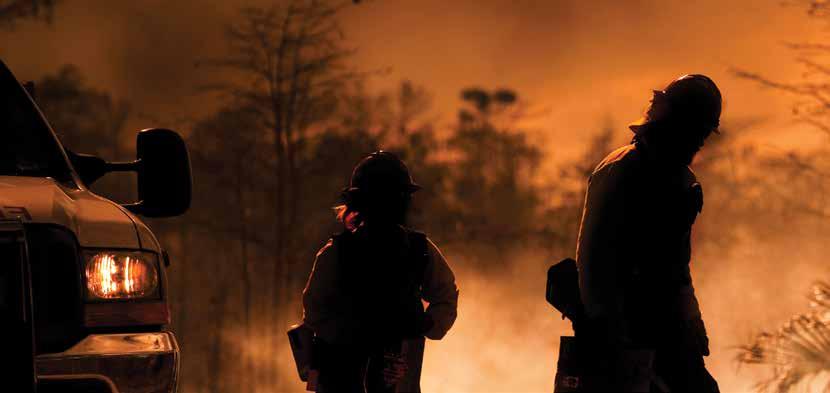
[575, 140, 717, 392]
[303, 224, 458, 392]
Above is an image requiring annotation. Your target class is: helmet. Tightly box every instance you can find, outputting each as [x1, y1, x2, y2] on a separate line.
[630, 74, 722, 134]
[343, 151, 420, 197]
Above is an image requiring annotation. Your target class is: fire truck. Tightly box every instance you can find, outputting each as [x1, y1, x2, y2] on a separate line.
[1, 59, 190, 392]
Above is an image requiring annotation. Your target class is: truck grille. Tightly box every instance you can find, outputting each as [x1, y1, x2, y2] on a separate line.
[26, 224, 85, 354]
[0, 222, 36, 390]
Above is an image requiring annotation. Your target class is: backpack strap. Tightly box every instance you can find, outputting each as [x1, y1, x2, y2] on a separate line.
[330, 230, 353, 265]
[329, 230, 358, 302]
[406, 230, 430, 290]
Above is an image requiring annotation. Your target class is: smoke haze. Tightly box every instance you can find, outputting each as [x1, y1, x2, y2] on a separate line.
[0, 0, 823, 156]
[7, 1, 830, 392]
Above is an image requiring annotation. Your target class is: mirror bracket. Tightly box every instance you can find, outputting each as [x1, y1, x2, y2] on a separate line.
[123, 201, 144, 214]
[67, 150, 143, 186]
[106, 160, 141, 173]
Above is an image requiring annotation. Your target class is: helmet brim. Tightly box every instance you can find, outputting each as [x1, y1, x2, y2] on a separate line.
[628, 116, 650, 134]
[342, 183, 421, 196]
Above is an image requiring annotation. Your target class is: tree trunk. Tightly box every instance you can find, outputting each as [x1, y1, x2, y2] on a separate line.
[234, 156, 253, 393]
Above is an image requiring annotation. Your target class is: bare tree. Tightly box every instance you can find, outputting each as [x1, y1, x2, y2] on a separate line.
[732, 1, 830, 136]
[213, 0, 354, 270]
[202, 0, 357, 388]
[185, 105, 275, 391]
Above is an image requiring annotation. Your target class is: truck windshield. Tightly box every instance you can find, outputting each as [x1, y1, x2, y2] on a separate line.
[0, 63, 74, 185]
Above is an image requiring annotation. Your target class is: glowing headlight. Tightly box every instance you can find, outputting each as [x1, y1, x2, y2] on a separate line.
[84, 251, 160, 300]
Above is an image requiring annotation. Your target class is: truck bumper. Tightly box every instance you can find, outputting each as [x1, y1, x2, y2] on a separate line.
[35, 332, 180, 393]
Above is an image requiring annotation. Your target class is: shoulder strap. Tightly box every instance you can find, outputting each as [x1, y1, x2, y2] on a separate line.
[407, 230, 430, 287]
[331, 230, 354, 272]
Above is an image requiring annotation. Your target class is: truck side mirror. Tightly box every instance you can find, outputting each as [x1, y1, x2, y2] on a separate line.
[67, 128, 192, 217]
[130, 128, 192, 217]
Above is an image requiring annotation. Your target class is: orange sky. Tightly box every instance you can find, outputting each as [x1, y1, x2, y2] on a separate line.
[0, 0, 826, 166]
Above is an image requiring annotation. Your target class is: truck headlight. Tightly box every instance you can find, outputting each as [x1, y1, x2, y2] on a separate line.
[84, 251, 160, 300]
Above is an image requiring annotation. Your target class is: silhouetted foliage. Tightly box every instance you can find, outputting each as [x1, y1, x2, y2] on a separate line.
[36, 65, 129, 159]
[737, 282, 830, 393]
[0, 0, 58, 29]
[732, 1, 830, 136]
[205, 0, 358, 293]
[445, 88, 545, 255]
[34, 64, 132, 201]
[730, 3, 830, 390]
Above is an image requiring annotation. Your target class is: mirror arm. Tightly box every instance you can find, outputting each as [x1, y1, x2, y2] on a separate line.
[113, 159, 143, 214]
[123, 201, 144, 214]
[106, 159, 142, 172]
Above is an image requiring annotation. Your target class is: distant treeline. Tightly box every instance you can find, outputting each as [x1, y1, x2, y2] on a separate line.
[31, 1, 830, 392]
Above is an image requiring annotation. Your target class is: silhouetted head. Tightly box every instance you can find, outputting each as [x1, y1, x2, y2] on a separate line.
[630, 74, 722, 165]
[336, 151, 420, 229]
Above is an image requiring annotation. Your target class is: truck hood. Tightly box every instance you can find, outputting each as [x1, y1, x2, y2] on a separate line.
[0, 176, 157, 250]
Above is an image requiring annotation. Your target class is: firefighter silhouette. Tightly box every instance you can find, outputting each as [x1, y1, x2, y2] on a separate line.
[303, 151, 459, 393]
[558, 75, 721, 392]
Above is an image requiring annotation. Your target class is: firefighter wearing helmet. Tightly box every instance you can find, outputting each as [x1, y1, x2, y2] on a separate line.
[302, 151, 459, 393]
[566, 75, 721, 392]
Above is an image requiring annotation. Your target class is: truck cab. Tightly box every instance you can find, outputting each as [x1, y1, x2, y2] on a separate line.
[0, 59, 191, 393]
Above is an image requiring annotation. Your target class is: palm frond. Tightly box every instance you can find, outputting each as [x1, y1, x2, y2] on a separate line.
[737, 281, 830, 392]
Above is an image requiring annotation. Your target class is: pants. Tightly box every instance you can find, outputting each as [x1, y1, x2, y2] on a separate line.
[316, 339, 423, 393]
[316, 347, 389, 393]
[553, 336, 718, 393]
[652, 350, 719, 393]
